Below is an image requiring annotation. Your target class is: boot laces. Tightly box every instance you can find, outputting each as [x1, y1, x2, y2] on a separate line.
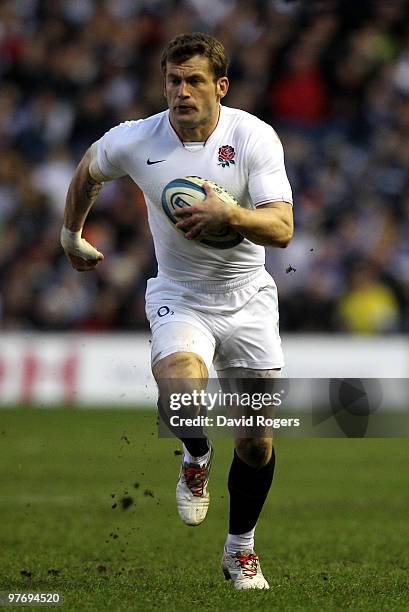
[183, 464, 207, 497]
[235, 552, 259, 578]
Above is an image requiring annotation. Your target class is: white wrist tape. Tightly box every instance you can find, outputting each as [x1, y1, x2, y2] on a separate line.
[60, 226, 103, 261]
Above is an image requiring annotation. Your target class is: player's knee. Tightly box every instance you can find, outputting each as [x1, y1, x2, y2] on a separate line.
[153, 351, 208, 380]
[153, 352, 208, 420]
[235, 438, 273, 468]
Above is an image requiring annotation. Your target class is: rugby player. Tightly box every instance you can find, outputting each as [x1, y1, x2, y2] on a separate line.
[61, 32, 293, 590]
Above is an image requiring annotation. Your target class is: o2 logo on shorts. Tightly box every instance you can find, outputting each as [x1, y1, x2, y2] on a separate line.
[157, 306, 174, 317]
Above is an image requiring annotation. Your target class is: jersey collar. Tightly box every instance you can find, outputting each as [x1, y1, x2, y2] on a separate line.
[167, 105, 224, 149]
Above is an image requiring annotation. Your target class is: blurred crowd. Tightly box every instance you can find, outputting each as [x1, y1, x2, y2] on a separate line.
[0, 0, 408, 333]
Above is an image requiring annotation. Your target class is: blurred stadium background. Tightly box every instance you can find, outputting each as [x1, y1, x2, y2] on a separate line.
[0, 0, 408, 396]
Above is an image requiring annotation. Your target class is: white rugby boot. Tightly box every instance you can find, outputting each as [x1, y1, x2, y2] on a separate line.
[176, 446, 212, 526]
[221, 548, 270, 590]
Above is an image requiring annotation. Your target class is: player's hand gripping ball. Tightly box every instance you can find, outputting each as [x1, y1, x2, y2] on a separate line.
[161, 176, 243, 249]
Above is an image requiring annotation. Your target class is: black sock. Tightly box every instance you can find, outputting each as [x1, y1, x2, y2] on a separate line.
[228, 448, 275, 534]
[180, 437, 209, 458]
[157, 398, 209, 458]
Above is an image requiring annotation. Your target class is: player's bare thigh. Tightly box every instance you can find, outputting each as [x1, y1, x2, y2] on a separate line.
[218, 367, 281, 467]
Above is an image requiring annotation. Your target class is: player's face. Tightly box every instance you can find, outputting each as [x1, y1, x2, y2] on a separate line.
[164, 55, 229, 139]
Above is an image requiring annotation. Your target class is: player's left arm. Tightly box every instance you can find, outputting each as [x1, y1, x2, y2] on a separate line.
[236, 125, 294, 247]
[175, 187, 293, 247]
[223, 198, 293, 247]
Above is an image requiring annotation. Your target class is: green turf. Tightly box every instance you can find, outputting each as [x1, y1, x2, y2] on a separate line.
[0, 409, 408, 611]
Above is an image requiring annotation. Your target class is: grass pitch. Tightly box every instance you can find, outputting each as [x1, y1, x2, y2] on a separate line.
[0, 408, 408, 611]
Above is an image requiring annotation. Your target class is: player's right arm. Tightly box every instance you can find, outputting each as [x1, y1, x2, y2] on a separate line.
[61, 120, 137, 270]
[61, 143, 109, 271]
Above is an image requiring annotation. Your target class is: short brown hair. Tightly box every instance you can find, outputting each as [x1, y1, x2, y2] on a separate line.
[161, 32, 228, 81]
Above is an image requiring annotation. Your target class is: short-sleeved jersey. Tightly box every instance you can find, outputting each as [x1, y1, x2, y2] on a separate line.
[96, 105, 293, 281]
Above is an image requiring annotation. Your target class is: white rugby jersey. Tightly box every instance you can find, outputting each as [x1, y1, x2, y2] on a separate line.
[96, 105, 293, 281]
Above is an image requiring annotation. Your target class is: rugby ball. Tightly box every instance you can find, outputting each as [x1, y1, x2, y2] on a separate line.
[161, 176, 244, 249]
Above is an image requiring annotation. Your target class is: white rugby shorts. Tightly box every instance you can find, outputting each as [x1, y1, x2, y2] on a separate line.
[145, 268, 284, 372]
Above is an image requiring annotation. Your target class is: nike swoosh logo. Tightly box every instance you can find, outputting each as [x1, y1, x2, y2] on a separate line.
[147, 158, 166, 165]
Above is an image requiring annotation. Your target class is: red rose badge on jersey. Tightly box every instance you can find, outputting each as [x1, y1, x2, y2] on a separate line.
[218, 145, 235, 167]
